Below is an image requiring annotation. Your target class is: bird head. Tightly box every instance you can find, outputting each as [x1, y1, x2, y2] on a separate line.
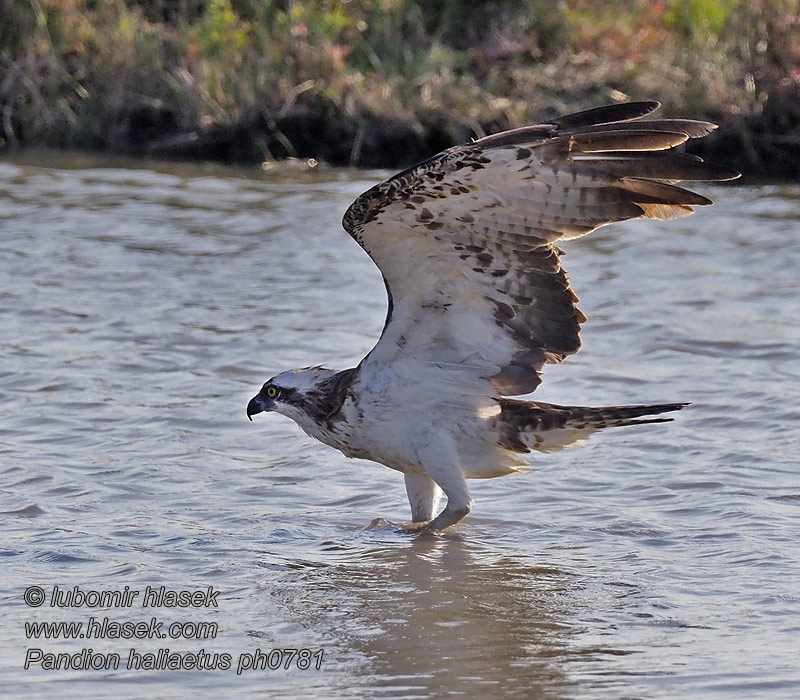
[246, 366, 338, 422]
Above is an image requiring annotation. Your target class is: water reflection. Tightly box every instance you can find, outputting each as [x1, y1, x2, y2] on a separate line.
[265, 530, 583, 699]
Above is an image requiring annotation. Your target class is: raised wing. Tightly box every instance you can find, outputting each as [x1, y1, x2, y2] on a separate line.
[343, 101, 738, 395]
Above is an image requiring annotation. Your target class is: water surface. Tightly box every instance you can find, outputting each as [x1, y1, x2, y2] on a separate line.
[1, 152, 799, 699]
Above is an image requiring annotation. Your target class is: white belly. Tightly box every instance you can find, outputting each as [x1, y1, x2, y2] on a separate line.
[304, 392, 523, 480]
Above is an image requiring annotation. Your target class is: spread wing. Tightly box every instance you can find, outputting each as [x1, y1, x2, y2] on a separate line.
[342, 101, 739, 395]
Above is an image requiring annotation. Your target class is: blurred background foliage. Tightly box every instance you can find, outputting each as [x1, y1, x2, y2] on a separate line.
[1, 0, 798, 175]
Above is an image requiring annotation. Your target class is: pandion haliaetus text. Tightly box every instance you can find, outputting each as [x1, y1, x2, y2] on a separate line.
[247, 101, 738, 531]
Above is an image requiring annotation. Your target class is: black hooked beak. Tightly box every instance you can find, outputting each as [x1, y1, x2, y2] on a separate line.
[247, 394, 273, 421]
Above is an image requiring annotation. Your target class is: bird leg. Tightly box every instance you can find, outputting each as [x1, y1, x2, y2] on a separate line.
[403, 471, 442, 524]
[384, 469, 470, 533]
[409, 438, 473, 531]
[364, 436, 472, 533]
[426, 493, 472, 531]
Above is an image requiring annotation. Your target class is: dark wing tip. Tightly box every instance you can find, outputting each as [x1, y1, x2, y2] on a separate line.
[474, 101, 666, 149]
[551, 101, 661, 129]
[716, 167, 742, 181]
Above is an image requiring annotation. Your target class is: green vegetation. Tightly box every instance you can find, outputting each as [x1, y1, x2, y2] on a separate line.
[1, 0, 798, 176]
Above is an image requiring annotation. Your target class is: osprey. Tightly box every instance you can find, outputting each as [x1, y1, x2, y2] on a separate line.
[247, 101, 738, 531]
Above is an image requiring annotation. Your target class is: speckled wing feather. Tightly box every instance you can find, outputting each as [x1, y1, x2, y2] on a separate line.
[343, 101, 738, 395]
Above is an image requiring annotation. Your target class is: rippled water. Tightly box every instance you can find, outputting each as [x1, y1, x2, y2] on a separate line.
[1, 152, 799, 699]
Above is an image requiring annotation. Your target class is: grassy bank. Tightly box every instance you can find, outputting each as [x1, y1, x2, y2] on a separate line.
[1, 0, 798, 177]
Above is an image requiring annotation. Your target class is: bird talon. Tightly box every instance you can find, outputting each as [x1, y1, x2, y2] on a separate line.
[365, 517, 394, 530]
[364, 518, 434, 533]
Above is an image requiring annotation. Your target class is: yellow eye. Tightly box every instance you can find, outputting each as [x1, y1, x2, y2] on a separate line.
[266, 386, 278, 398]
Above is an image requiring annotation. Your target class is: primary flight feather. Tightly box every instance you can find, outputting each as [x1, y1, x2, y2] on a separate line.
[247, 101, 739, 531]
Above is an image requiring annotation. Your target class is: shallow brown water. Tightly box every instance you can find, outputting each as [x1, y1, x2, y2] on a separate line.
[1, 152, 799, 699]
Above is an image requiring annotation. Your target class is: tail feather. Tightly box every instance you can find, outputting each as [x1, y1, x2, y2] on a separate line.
[496, 399, 688, 454]
[553, 401, 690, 428]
